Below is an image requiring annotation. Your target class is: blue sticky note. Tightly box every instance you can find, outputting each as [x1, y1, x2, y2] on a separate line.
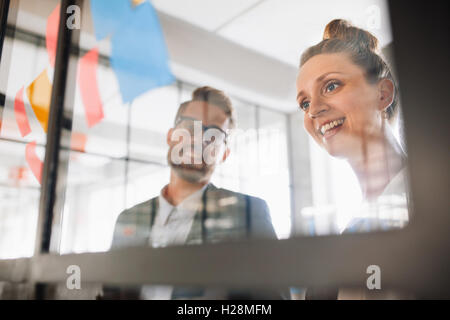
[89, 0, 134, 40]
[110, 2, 175, 103]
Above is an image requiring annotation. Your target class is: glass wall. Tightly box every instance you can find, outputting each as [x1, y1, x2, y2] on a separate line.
[0, 0, 292, 257]
[0, 0, 410, 261]
[59, 77, 292, 253]
[0, 0, 58, 258]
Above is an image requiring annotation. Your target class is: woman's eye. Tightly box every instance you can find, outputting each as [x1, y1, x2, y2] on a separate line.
[325, 81, 340, 93]
[300, 101, 310, 111]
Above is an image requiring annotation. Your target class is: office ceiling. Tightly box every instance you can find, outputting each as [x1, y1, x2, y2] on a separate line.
[152, 0, 393, 67]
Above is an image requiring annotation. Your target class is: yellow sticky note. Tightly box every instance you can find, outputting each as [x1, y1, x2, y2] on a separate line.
[26, 70, 52, 132]
[131, 0, 146, 7]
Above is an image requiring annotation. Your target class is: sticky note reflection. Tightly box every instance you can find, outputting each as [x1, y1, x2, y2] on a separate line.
[46, 4, 60, 67]
[26, 70, 52, 133]
[14, 86, 32, 137]
[78, 47, 104, 127]
[25, 141, 43, 183]
[110, 2, 175, 103]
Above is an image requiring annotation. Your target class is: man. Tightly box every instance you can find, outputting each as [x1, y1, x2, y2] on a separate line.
[107, 86, 282, 299]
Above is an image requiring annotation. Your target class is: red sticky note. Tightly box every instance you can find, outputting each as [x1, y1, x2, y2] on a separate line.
[25, 141, 43, 184]
[46, 4, 60, 67]
[14, 86, 32, 137]
[78, 47, 104, 128]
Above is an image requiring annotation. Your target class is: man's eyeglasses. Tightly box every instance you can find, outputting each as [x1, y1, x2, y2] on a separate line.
[174, 116, 228, 144]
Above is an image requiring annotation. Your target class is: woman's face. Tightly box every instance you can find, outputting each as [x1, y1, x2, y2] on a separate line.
[296, 52, 390, 159]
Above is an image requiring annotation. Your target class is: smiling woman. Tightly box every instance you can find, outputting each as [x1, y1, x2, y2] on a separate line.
[294, 18, 411, 300]
[296, 19, 408, 231]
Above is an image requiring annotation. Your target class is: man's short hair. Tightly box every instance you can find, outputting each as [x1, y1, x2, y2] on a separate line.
[174, 86, 236, 128]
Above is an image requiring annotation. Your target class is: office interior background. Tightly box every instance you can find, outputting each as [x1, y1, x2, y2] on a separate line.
[0, 0, 408, 258]
[10, 0, 450, 302]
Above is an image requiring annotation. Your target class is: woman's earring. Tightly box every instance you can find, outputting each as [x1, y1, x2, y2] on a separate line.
[382, 110, 389, 120]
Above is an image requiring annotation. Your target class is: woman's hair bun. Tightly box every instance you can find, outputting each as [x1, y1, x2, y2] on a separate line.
[323, 19, 379, 52]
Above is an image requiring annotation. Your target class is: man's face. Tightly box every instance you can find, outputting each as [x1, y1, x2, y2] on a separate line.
[167, 101, 231, 183]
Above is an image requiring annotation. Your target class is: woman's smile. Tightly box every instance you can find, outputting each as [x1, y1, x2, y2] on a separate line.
[318, 117, 346, 140]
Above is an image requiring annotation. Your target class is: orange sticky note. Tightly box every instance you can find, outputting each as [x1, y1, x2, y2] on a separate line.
[8, 166, 28, 183]
[14, 86, 32, 137]
[131, 0, 146, 7]
[26, 70, 52, 133]
[70, 132, 87, 153]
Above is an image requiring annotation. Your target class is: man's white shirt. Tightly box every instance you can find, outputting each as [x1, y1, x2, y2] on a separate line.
[140, 184, 207, 300]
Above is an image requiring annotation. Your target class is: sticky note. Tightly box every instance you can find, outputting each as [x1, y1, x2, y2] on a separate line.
[110, 1, 175, 103]
[46, 4, 60, 67]
[26, 70, 52, 133]
[14, 86, 32, 137]
[25, 141, 43, 183]
[131, 0, 146, 7]
[70, 132, 87, 153]
[89, 0, 134, 41]
[78, 47, 104, 127]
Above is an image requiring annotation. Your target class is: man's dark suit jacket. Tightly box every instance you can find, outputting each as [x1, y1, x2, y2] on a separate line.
[105, 183, 286, 299]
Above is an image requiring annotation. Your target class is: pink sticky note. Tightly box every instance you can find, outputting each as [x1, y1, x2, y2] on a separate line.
[25, 141, 43, 183]
[46, 4, 60, 67]
[70, 132, 87, 153]
[14, 86, 32, 137]
[78, 47, 104, 128]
